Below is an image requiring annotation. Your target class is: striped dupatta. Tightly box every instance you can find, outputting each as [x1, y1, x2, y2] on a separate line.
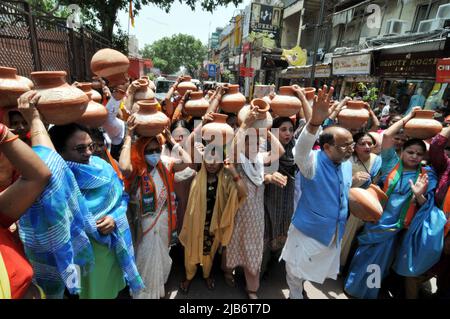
[382, 161, 426, 229]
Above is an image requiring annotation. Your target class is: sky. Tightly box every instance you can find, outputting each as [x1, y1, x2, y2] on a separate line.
[116, 1, 249, 50]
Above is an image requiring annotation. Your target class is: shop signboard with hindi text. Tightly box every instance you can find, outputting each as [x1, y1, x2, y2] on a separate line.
[436, 58, 450, 83]
[332, 54, 371, 76]
[376, 52, 443, 79]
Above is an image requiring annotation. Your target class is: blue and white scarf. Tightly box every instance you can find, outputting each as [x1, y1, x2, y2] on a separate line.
[67, 156, 144, 294]
[19, 146, 95, 298]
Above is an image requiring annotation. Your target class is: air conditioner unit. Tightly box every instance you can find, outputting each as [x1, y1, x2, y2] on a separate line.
[385, 19, 407, 35]
[437, 3, 450, 20]
[417, 18, 450, 33]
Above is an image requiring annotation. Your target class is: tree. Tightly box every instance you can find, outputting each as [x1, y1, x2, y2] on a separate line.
[33, 0, 242, 44]
[141, 34, 207, 76]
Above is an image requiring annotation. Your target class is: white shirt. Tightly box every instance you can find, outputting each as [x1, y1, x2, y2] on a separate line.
[294, 126, 321, 179]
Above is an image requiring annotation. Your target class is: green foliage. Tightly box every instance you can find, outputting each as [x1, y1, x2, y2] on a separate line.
[37, 0, 242, 42]
[356, 82, 378, 102]
[141, 34, 207, 76]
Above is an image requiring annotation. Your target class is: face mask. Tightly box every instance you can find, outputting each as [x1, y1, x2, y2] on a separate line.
[145, 153, 161, 166]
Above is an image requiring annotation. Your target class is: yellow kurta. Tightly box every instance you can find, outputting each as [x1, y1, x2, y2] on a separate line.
[179, 165, 245, 279]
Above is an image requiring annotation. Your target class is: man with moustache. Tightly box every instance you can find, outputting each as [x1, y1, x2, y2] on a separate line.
[281, 86, 354, 299]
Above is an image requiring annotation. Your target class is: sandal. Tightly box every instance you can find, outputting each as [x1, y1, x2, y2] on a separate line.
[224, 272, 236, 288]
[205, 277, 215, 290]
[179, 279, 191, 294]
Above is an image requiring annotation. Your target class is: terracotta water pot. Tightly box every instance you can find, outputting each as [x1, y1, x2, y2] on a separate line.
[219, 84, 246, 113]
[304, 87, 316, 107]
[75, 82, 101, 103]
[337, 100, 370, 129]
[31, 71, 89, 125]
[134, 78, 155, 101]
[140, 76, 156, 91]
[404, 110, 442, 140]
[75, 82, 108, 127]
[349, 184, 387, 222]
[0, 66, 34, 108]
[90, 48, 130, 87]
[202, 113, 234, 146]
[184, 91, 209, 117]
[134, 100, 169, 137]
[238, 99, 273, 129]
[177, 76, 197, 96]
[269, 86, 302, 117]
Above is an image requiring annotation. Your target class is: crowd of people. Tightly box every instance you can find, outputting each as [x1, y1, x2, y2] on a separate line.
[0, 73, 449, 300]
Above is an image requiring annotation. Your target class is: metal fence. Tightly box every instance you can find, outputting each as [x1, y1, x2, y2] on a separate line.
[0, 0, 110, 82]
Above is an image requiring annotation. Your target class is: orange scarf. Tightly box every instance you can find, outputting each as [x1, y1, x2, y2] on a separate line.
[125, 136, 177, 246]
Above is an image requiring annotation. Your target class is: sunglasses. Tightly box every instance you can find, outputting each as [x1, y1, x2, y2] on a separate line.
[73, 142, 96, 154]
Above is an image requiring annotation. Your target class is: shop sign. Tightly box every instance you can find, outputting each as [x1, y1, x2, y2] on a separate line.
[284, 64, 331, 79]
[436, 58, 450, 83]
[376, 52, 442, 78]
[250, 3, 283, 44]
[240, 66, 254, 77]
[332, 54, 371, 75]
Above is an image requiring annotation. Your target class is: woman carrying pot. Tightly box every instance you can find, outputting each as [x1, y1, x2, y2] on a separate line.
[340, 132, 382, 273]
[344, 107, 447, 299]
[224, 105, 285, 299]
[0, 93, 51, 298]
[119, 117, 192, 299]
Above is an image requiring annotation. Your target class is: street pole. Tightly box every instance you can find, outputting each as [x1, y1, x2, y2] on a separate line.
[310, 0, 326, 87]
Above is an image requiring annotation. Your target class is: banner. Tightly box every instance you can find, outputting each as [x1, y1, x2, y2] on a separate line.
[332, 54, 371, 75]
[250, 3, 283, 44]
[436, 58, 450, 83]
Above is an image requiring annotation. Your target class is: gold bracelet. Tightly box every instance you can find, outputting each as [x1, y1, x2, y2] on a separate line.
[2, 135, 19, 144]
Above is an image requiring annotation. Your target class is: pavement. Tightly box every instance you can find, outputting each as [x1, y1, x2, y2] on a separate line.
[164, 245, 349, 299]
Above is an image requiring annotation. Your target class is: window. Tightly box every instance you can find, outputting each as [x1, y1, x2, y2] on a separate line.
[412, 4, 429, 32]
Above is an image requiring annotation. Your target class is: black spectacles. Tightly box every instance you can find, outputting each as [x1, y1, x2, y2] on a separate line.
[73, 142, 96, 154]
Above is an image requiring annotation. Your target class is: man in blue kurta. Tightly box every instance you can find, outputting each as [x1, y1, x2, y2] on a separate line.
[281, 86, 354, 299]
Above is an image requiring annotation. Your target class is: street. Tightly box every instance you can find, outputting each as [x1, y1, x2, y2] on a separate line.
[164, 246, 349, 299]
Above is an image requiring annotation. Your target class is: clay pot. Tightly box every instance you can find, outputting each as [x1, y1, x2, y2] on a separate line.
[269, 86, 302, 117]
[404, 110, 442, 140]
[140, 76, 156, 91]
[219, 84, 246, 113]
[238, 99, 273, 129]
[177, 76, 197, 96]
[337, 100, 370, 129]
[202, 113, 234, 146]
[0, 67, 34, 108]
[134, 100, 169, 137]
[304, 87, 316, 106]
[31, 71, 89, 125]
[349, 184, 387, 222]
[134, 78, 155, 101]
[75, 82, 102, 103]
[90, 48, 130, 87]
[184, 91, 209, 117]
[75, 82, 108, 128]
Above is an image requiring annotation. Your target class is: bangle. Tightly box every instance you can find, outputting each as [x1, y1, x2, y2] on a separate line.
[233, 174, 241, 182]
[2, 135, 19, 144]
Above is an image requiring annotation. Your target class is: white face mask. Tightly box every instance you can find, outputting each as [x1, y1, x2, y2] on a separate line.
[145, 153, 161, 166]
